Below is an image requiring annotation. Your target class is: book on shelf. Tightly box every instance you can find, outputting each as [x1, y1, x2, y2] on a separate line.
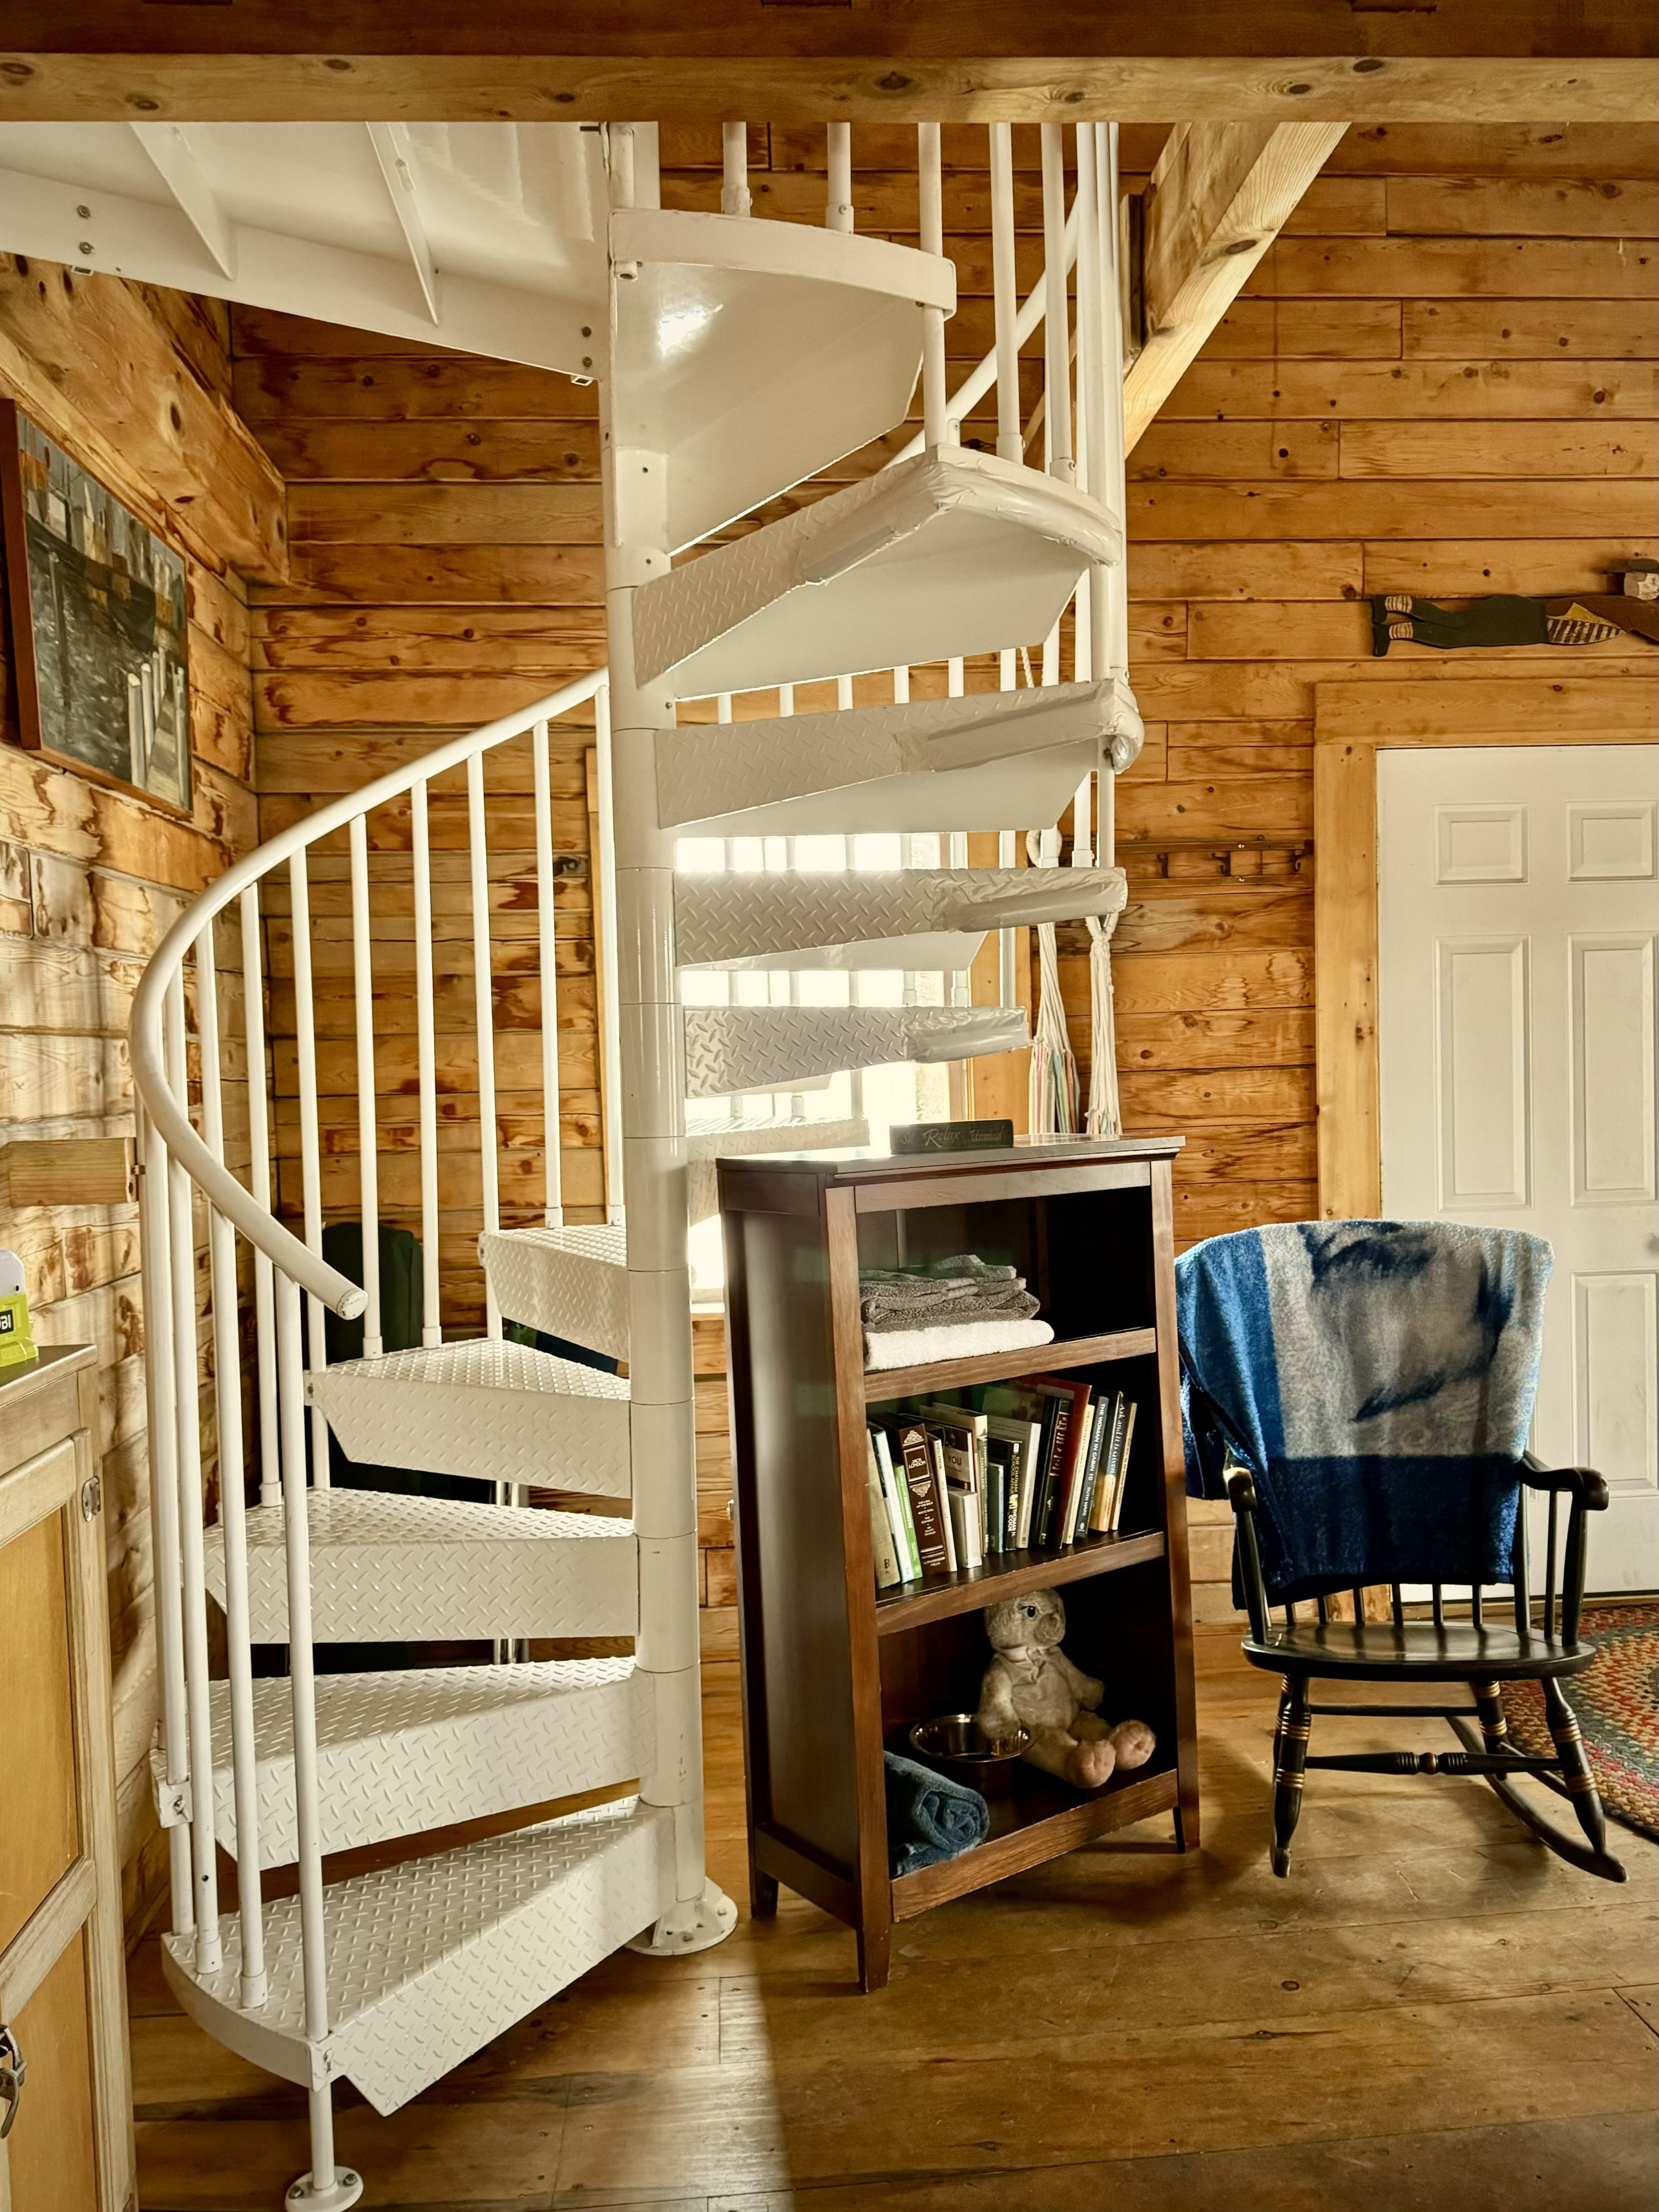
[864, 1428, 902, 1589]
[983, 1406, 1041, 1550]
[896, 1423, 952, 1573]
[925, 1430, 958, 1571]
[984, 1436, 1012, 1556]
[870, 1423, 920, 1581]
[913, 1400, 987, 1571]
[1029, 1374, 1092, 1548]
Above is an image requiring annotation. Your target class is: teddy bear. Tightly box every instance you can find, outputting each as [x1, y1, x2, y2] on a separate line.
[977, 1588, 1155, 1790]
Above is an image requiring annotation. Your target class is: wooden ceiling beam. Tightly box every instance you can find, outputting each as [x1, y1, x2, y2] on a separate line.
[0, 2, 1651, 62]
[1123, 121, 1346, 453]
[0, 55, 1650, 126]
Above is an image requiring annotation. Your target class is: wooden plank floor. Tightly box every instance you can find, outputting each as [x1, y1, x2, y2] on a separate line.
[129, 1631, 1658, 2210]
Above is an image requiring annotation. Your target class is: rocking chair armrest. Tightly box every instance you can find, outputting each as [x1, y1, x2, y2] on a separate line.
[1520, 1455, 1610, 1512]
[1222, 1458, 1272, 1642]
[1224, 1462, 1260, 1515]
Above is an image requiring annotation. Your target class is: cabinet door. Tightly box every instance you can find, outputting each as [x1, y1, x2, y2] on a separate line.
[0, 1437, 131, 2212]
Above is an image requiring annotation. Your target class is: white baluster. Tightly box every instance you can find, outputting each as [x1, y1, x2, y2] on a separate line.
[721, 122, 752, 218]
[778, 683, 795, 717]
[1041, 124, 1074, 483]
[348, 817, 382, 1357]
[836, 675, 854, 711]
[239, 888, 281, 1506]
[410, 780, 441, 1342]
[826, 122, 853, 233]
[467, 753, 502, 1338]
[716, 693, 733, 723]
[989, 123, 1022, 464]
[893, 665, 911, 705]
[593, 683, 624, 1227]
[533, 718, 566, 1230]
[195, 927, 268, 2007]
[287, 848, 330, 1477]
[917, 124, 948, 447]
[165, 970, 221, 1971]
[136, 1098, 192, 1936]
[274, 1267, 340, 2200]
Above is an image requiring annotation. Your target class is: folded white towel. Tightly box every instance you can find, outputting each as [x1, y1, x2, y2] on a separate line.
[864, 1316, 1055, 1373]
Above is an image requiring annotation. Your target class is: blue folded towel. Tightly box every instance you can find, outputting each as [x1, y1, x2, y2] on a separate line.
[1177, 1219, 1551, 1603]
[884, 1751, 990, 1876]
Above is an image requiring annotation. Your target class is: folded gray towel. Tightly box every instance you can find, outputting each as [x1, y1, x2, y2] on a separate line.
[860, 1254, 1041, 1333]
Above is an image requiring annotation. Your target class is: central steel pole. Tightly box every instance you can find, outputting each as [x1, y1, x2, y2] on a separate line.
[604, 123, 736, 1954]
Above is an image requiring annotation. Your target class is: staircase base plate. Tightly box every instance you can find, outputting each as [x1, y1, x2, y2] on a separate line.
[286, 2171, 363, 2211]
[625, 1879, 739, 1958]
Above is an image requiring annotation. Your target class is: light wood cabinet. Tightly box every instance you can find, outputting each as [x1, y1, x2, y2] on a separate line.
[0, 1345, 134, 2212]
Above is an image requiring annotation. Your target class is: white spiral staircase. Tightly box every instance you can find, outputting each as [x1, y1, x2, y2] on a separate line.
[2, 117, 1141, 2207]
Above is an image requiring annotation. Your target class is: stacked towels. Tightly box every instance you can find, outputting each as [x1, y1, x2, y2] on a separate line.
[861, 1253, 1054, 1372]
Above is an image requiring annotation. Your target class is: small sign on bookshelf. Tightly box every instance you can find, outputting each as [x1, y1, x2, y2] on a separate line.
[890, 1119, 1014, 1155]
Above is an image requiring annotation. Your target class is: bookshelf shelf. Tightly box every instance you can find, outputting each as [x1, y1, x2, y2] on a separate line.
[873, 1528, 1166, 1635]
[718, 1135, 1199, 1993]
[891, 1759, 1181, 1918]
[863, 1324, 1158, 1402]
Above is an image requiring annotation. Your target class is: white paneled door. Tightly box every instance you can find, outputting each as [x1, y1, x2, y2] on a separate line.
[1379, 745, 1658, 1593]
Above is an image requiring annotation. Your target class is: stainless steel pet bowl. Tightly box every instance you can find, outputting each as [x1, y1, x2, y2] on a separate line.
[908, 1713, 1030, 1797]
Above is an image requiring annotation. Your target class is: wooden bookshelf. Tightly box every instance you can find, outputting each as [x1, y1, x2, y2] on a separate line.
[718, 1135, 1199, 1991]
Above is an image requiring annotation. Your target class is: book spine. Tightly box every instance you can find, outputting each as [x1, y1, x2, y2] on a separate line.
[899, 1426, 951, 1572]
[1077, 1393, 1109, 1534]
[874, 1425, 920, 1579]
[1091, 1395, 1126, 1535]
[1015, 1427, 1039, 1548]
[986, 1457, 1006, 1555]
[1112, 1400, 1139, 1532]
[946, 1487, 972, 1576]
[1061, 1399, 1094, 1547]
[865, 1430, 901, 1589]
[928, 1433, 958, 1571]
[1038, 1396, 1070, 1548]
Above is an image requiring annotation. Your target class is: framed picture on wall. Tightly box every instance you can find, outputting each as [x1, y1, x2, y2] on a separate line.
[0, 399, 192, 812]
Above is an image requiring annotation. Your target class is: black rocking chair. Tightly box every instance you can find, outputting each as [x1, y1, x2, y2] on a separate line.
[1188, 1374, 1626, 1886]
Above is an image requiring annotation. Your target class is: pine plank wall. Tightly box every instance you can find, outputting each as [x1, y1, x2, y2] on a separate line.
[0, 259, 272, 1919]
[2, 123, 1655, 1922]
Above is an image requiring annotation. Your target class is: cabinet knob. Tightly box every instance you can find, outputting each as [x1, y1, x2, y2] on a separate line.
[0, 2022, 25, 2140]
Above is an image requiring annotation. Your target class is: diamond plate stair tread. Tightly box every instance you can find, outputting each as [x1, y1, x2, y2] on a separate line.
[163, 1798, 671, 2114]
[686, 1113, 869, 1221]
[204, 1489, 638, 1644]
[656, 675, 1142, 837]
[674, 866, 1126, 968]
[682, 1004, 1029, 1098]
[479, 1224, 630, 1362]
[612, 206, 946, 554]
[312, 1338, 629, 1493]
[204, 1659, 648, 1867]
[633, 446, 1123, 697]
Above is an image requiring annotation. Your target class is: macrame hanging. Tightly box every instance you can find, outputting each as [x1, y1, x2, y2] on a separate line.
[1084, 905, 1123, 1139]
[1028, 827, 1082, 1136]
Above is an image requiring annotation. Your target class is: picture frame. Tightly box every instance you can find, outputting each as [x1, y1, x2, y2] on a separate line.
[0, 398, 192, 813]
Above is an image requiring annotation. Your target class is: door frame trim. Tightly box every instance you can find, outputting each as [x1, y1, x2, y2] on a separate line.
[1312, 675, 1656, 1219]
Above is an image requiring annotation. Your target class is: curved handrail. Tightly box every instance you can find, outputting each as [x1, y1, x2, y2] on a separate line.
[131, 671, 606, 1318]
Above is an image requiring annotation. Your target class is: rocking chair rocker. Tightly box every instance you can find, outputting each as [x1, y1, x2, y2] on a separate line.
[1179, 1221, 1626, 1887]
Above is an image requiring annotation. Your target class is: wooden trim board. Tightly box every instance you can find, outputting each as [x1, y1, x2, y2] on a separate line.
[1312, 675, 1658, 1220]
[0, 55, 1651, 124]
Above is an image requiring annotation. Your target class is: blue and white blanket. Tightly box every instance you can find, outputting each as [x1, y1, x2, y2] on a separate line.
[1177, 1220, 1551, 1602]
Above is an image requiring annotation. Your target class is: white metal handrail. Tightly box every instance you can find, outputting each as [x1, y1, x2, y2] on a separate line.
[130, 670, 606, 1318]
